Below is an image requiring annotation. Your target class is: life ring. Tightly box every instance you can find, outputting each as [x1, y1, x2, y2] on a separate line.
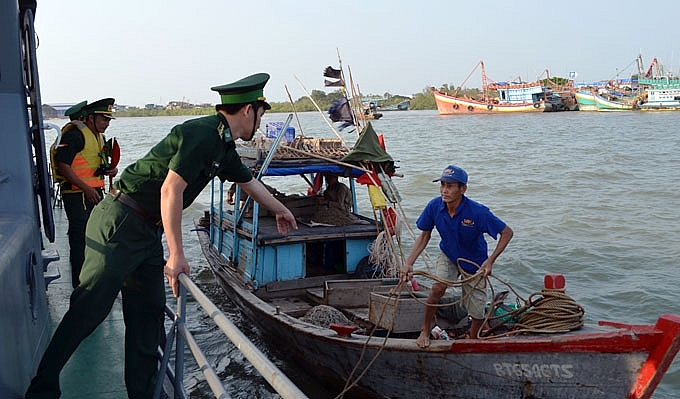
[467, 105, 474, 112]
[487, 104, 494, 111]
[533, 102, 540, 109]
[453, 103, 459, 110]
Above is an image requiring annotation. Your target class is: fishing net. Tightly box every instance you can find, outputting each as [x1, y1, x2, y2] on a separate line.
[297, 202, 369, 227]
[300, 305, 350, 328]
[367, 231, 399, 278]
[240, 137, 348, 160]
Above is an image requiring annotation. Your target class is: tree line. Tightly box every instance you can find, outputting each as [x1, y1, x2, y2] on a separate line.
[115, 76, 571, 117]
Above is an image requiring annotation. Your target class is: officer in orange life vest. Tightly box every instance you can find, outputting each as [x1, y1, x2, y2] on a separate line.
[52, 98, 118, 288]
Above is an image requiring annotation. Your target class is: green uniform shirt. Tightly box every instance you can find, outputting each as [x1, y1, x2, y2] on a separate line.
[116, 113, 252, 218]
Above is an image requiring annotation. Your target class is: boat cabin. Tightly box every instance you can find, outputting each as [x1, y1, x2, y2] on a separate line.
[486, 82, 550, 104]
[206, 128, 392, 290]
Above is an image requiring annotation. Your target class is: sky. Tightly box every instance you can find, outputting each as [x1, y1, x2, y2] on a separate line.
[34, 0, 680, 108]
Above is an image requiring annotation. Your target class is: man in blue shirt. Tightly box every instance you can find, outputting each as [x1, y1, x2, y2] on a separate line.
[400, 165, 513, 347]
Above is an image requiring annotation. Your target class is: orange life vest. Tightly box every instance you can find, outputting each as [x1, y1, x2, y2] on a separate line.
[51, 121, 105, 193]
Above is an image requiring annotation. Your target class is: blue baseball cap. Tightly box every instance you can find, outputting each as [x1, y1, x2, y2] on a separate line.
[433, 165, 468, 184]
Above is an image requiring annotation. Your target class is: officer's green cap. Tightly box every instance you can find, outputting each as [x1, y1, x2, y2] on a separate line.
[83, 98, 116, 119]
[211, 73, 271, 109]
[64, 101, 87, 120]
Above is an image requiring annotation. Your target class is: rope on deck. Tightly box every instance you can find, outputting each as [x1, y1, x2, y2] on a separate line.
[411, 267, 585, 338]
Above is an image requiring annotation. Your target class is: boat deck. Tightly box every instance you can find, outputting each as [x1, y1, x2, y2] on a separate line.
[42, 206, 128, 398]
[257, 277, 466, 336]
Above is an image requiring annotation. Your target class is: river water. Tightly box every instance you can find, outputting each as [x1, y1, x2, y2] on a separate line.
[46, 110, 680, 398]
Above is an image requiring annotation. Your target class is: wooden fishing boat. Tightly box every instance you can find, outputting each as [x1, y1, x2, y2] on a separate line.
[575, 90, 635, 111]
[432, 60, 563, 115]
[593, 92, 635, 111]
[542, 91, 579, 112]
[196, 121, 680, 398]
[575, 91, 599, 111]
[432, 87, 547, 114]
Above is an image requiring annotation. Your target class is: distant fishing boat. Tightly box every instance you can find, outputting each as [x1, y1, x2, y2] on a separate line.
[432, 60, 575, 115]
[575, 90, 637, 111]
[637, 57, 680, 111]
[595, 94, 635, 111]
[379, 100, 410, 111]
[543, 91, 579, 112]
[361, 100, 383, 120]
[638, 84, 680, 111]
[575, 91, 598, 111]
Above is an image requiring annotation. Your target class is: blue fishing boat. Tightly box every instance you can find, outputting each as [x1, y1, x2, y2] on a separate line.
[196, 119, 680, 398]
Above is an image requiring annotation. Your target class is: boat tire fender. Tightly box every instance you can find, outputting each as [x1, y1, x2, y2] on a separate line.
[487, 104, 493, 111]
[453, 103, 459, 110]
[534, 102, 540, 109]
[467, 105, 474, 112]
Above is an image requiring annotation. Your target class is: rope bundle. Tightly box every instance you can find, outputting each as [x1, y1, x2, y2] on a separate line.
[513, 289, 584, 334]
[410, 268, 586, 337]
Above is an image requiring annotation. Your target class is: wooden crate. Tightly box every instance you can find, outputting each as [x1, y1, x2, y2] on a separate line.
[369, 292, 426, 333]
[324, 279, 383, 308]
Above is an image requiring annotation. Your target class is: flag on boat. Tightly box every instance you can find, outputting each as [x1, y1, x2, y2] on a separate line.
[323, 66, 342, 79]
[324, 78, 345, 87]
[342, 122, 395, 185]
[328, 97, 353, 130]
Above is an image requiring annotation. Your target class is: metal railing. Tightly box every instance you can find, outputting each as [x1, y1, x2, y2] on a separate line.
[156, 273, 309, 399]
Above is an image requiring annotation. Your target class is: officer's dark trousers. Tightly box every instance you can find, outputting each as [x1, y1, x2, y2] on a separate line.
[62, 190, 99, 288]
[26, 195, 165, 399]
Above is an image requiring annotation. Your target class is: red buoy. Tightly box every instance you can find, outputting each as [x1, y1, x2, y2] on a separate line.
[329, 323, 359, 338]
[544, 274, 566, 291]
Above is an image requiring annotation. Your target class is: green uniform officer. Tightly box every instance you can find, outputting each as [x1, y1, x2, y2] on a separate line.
[53, 98, 117, 289]
[26, 73, 297, 399]
[63, 100, 87, 121]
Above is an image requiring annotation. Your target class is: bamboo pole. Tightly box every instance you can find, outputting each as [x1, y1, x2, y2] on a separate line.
[292, 74, 349, 150]
[335, 49, 360, 130]
[347, 65, 367, 131]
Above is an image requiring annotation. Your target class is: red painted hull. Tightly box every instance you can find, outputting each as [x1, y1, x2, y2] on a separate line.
[432, 88, 546, 114]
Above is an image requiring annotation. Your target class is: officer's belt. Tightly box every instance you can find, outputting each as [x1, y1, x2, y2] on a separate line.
[109, 189, 162, 227]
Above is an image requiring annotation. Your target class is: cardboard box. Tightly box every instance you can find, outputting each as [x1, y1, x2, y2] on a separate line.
[369, 291, 426, 333]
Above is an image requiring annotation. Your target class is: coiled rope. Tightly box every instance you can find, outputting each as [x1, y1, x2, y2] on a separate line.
[512, 289, 584, 334]
[411, 258, 585, 338]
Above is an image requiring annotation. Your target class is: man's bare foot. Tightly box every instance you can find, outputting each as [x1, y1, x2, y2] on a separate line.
[416, 330, 430, 348]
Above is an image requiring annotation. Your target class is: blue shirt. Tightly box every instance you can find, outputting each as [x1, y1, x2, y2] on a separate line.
[416, 196, 506, 273]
